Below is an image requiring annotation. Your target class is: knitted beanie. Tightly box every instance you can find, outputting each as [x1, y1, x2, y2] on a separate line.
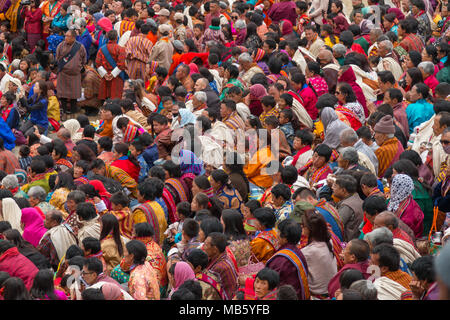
[374, 115, 395, 134]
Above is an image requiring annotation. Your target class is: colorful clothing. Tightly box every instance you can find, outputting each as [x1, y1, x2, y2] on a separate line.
[316, 200, 344, 242]
[375, 137, 404, 178]
[165, 177, 189, 204]
[308, 75, 328, 97]
[110, 208, 133, 239]
[250, 229, 280, 264]
[205, 251, 238, 300]
[128, 261, 160, 300]
[132, 201, 167, 246]
[135, 236, 167, 289]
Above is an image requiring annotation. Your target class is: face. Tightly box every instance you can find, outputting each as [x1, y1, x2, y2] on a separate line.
[0, 96, 7, 107]
[202, 236, 217, 258]
[311, 152, 326, 169]
[409, 85, 422, 102]
[210, 2, 219, 13]
[433, 115, 445, 136]
[383, 91, 394, 106]
[404, 54, 415, 69]
[305, 29, 315, 42]
[73, 166, 84, 178]
[332, 182, 346, 199]
[28, 196, 40, 207]
[107, 13, 116, 24]
[411, 5, 419, 15]
[335, 87, 346, 104]
[354, 13, 363, 25]
[268, 86, 280, 101]
[194, 80, 204, 92]
[378, 44, 388, 57]
[194, 27, 202, 38]
[81, 265, 97, 285]
[331, 2, 339, 13]
[34, 82, 40, 94]
[254, 277, 270, 299]
[374, 131, 387, 146]
[19, 60, 28, 72]
[191, 197, 199, 212]
[152, 121, 165, 134]
[66, 199, 77, 213]
[422, 48, 431, 62]
[65, 31, 75, 44]
[337, 155, 349, 169]
[220, 103, 230, 119]
[340, 242, 356, 265]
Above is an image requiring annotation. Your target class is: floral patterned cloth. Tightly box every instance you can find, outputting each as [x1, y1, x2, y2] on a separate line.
[228, 238, 251, 268]
[308, 75, 328, 97]
[128, 261, 160, 300]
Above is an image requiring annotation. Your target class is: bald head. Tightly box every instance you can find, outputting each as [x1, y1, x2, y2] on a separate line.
[373, 211, 399, 231]
[57, 128, 71, 140]
[318, 49, 333, 65]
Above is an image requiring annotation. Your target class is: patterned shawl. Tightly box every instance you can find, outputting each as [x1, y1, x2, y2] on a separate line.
[387, 174, 415, 212]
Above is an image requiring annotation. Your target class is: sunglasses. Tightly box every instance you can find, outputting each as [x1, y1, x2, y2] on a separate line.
[441, 140, 450, 145]
[231, 16, 238, 20]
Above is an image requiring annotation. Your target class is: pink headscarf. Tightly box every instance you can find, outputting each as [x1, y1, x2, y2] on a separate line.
[21, 208, 47, 247]
[249, 84, 268, 100]
[97, 17, 113, 32]
[173, 261, 196, 290]
[280, 19, 293, 36]
[189, 63, 199, 75]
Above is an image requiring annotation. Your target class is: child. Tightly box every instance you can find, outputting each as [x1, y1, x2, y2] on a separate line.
[279, 109, 295, 150]
[259, 95, 279, 129]
[18, 145, 32, 171]
[264, 116, 292, 161]
[160, 96, 174, 118]
[46, 81, 61, 132]
[129, 140, 149, 183]
[164, 201, 192, 243]
[321, 24, 339, 48]
[109, 191, 133, 240]
[243, 199, 261, 236]
[290, 129, 314, 170]
[116, 117, 145, 143]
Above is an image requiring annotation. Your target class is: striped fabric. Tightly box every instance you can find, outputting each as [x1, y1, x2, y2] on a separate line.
[384, 270, 412, 291]
[134, 202, 161, 245]
[125, 35, 153, 80]
[223, 111, 245, 131]
[110, 208, 133, 239]
[106, 165, 138, 198]
[165, 178, 189, 203]
[316, 200, 345, 242]
[375, 137, 403, 178]
[119, 18, 135, 37]
[162, 188, 177, 224]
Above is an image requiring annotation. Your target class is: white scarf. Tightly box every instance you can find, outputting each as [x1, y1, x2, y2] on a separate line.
[373, 276, 408, 300]
[77, 216, 101, 243]
[1, 198, 23, 234]
[393, 238, 421, 265]
[40, 223, 77, 261]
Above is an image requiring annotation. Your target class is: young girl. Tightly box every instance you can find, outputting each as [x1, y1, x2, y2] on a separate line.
[129, 140, 149, 183]
[164, 201, 192, 243]
[109, 191, 133, 240]
[191, 192, 223, 219]
[18, 79, 48, 136]
[242, 199, 261, 237]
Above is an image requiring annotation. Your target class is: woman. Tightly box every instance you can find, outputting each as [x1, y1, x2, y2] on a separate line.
[167, 261, 196, 299]
[306, 61, 328, 98]
[247, 84, 267, 117]
[99, 214, 125, 275]
[337, 66, 368, 117]
[2, 277, 31, 300]
[220, 63, 244, 100]
[121, 240, 160, 300]
[110, 142, 140, 183]
[421, 45, 440, 76]
[299, 143, 334, 190]
[387, 174, 424, 238]
[295, 73, 318, 120]
[23, 0, 42, 51]
[221, 209, 251, 268]
[19, 207, 46, 248]
[1, 197, 23, 233]
[191, 175, 214, 198]
[223, 152, 249, 203]
[210, 169, 245, 214]
[18, 80, 48, 136]
[335, 82, 365, 129]
[244, 22, 262, 51]
[403, 67, 424, 93]
[52, 141, 72, 172]
[299, 210, 337, 299]
[320, 107, 351, 150]
[3, 229, 50, 270]
[250, 207, 280, 264]
[1, 92, 19, 130]
[73, 160, 90, 186]
[280, 19, 297, 42]
[163, 160, 191, 204]
[191, 192, 224, 219]
[49, 172, 75, 216]
[51, 3, 71, 31]
[30, 269, 67, 300]
[243, 200, 261, 237]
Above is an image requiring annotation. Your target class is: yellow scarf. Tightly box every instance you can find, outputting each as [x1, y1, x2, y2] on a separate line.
[1, 0, 21, 32]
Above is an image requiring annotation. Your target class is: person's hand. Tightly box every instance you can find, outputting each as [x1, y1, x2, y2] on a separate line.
[104, 73, 113, 81]
[410, 280, 425, 299]
[33, 126, 41, 138]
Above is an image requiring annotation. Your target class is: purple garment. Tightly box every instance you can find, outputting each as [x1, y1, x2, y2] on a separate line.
[265, 244, 308, 300]
[268, 1, 297, 26]
[392, 102, 409, 140]
[398, 197, 424, 239]
[327, 260, 371, 298]
[235, 29, 246, 46]
[423, 282, 439, 300]
[0, 0, 11, 13]
[257, 61, 270, 75]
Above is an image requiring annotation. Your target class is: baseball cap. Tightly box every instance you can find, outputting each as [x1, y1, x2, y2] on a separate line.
[156, 8, 170, 16]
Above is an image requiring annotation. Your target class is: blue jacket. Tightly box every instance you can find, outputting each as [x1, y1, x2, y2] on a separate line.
[6, 107, 20, 130]
[142, 144, 158, 168]
[51, 13, 71, 31]
[76, 29, 93, 56]
[406, 99, 434, 134]
[0, 116, 15, 150]
[23, 95, 48, 129]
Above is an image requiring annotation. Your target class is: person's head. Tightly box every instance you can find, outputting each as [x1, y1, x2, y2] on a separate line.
[2, 277, 30, 300]
[76, 202, 97, 222]
[220, 209, 246, 241]
[304, 24, 318, 42]
[253, 207, 276, 231]
[43, 210, 63, 230]
[377, 40, 393, 58]
[340, 239, 370, 265]
[64, 29, 77, 45]
[348, 280, 378, 300]
[123, 239, 147, 267]
[203, 232, 228, 260]
[137, 179, 156, 203]
[66, 190, 86, 213]
[373, 115, 395, 146]
[418, 61, 436, 80]
[81, 257, 103, 285]
[432, 111, 450, 137]
[383, 88, 403, 107]
[363, 226, 393, 251]
[339, 268, 365, 292]
[152, 114, 169, 134]
[332, 174, 358, 199]
[311, 144, 332, 169]
[198, 217, 223, 242]
[405, 67, 423, 89]
[277, 218, 302, 247]
[336, 82, 357, 104]
[27, 186, 46, 207]
[337, 147, 359, 169]
[270, 183, 291, 208]
[30, 269, 58, 300]
[377, 71, 396, 94]
[373, 211, 400, 232]
[254, 268, 280, 299]
[360, 172, 380, 196]
[370, 243, 400, 274]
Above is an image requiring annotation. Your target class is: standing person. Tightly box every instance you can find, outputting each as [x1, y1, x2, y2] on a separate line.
[23, 0, 42, 50]
[125, 23, 153, 81]
[41, 0, 61, 41]
[96, 30, 127, 100]
[268, 0, 297, 26]
[55, 29, 87, 115]
[149, 24, 173, 72]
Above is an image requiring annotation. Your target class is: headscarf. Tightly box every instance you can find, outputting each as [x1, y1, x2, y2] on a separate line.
[387, 174, 415, 212]
[101, 283, 124, 300]
[387, 8, 405, 21]
[253, 48, 265, 62]
[173, 261, 196, 291]
[179, 149, 204, 176]
[280, 19, 293, 36]
[21, 207, 47, 247]
[320, 107, 351, 149]
[97, 17, 113, 32]
[63, 119, 81, 141]
[249, 84, 267, 100]
[333, 15, 349, 36]
[178, 109, 196, 127]
[93, 12, 104, 23]
[2, 198, 22, 234]
[188, 63, 199, 75]
[89, 180, 111, 198]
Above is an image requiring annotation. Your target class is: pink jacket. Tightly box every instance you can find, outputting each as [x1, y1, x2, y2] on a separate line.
[0, 247, 39, 290]
[399, 198, 424, 239]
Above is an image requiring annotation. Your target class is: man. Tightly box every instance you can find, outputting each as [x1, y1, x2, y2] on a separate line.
[194, 77, 220, 109]
[398, 18, 424, 53]
[418, 61, 439, 96]
[383, 88, 409, 139]
[204, 232, 238, 300]
[56, 127, 75, 157]
[37, 210, 77, 270]
[155, 8, 170, 24]
[41, 0, 62, 39]
[327, 239, 371, 298]
[340, 128, 379, 175]
[220, 99, 245, 131]
[173, 12, 186, 41]
[81, 257, 122, 288]
[427, 111, 450, 178]
[304, 24, 325, 58]
[132, 179, 167, 246]
[21, 159, 50, 193]
[76, 202, 101, 243]
[149, 24, 173, 72]
[28, 186, 55, 215]
[285, 41, 306, 74]
[238, 52, 264, 87]
[125, 23, 154, 81]
[360, 173, 384, 198]
[175, 64, 193, 93]
[186, 248, 226, 300]
[371, 243, 412, 300]
[74, 18, 92, 56]
[408, 256, 439, 300]
[317, 49, 339, 94]
[410, 0, 431, 43]
[112, 0, 125, 21]
[373, 115, 404, 178]
[152, 114, 174, 161]
[96, 29, 127, 100]
[373, 211, 416, 246]
[114, 7, 138, 37]
[332, 174, 364, 242]
[376, 40, 403, 81]
[350, 0, 364, 22]
[367, 28, 383, 57]
[336, 147, 370, 174]
[79, 64, 102, 115]
[266, 218, 310, 300]
[191, 91, 207, 118]
[205, 0, 226, 28]
[56, 29, 87, 115]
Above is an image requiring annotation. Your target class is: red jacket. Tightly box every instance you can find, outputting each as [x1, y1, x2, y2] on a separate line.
[24, 7, 43, 34]
[0, 247, 39, 290]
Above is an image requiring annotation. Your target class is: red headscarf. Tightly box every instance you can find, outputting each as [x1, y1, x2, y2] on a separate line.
[90, 180, 111, 198]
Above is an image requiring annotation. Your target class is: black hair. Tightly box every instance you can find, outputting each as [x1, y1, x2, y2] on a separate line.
[182, 218, 199, 239]
[30, 269, 59, 300]
[125, 240, 147, 265]
[99, 214, 123, 256]
[76, 202, 97, 221]
[348, 239, 371, 262]
[362, 196, 387, 216]
[410, 256, 435, 283]
[221, 209, 246, 241]
[137, 179, 156, 201]
[81, 288, 105, 300]
[177, 201, 192, 219]
[2, 277, 31, 300]
[339, 268, 365, 290]
[253, 207, 276, 229]
[271, 183, 291, 201]
[255, 268, 280, 290]
[82, 237, 101, 255]
[162, 160, 182, 178]
[277, 218, 302, 244]
[371, 243, 400, 271]
[200, 217, 223, 240]
[187, 248, 209, 270]
[314, 144, 332, 162]
[207, 232, 228, 253]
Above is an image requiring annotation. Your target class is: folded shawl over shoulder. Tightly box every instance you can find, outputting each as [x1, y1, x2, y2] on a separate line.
[40, 223, 78, 261]
[21, 207, 47, 247]
[320, 107, 351, 149]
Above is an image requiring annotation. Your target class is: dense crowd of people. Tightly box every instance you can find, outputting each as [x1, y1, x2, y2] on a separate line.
[0, 0, 448, 301]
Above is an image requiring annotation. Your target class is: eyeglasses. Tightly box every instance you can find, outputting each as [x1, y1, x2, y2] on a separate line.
[81, 270, 95, 276]
[441, 140, 450, 145]
[231, 16, 238, 20]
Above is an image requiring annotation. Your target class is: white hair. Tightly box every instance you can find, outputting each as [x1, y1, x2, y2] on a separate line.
[379, 39, 393, 52]
[234, 19, 246, 30]
[418, 61, 435, 75]
[238, 52, 253, 63]
[340, 128, 359, 145]
[194, 91, 207, 103]
[1, 174, 18, 190]
[364, 227, 393, 247]
[333, 44, 347, 56]
[28, 186, 47, 202]
[341, 147, 359, 165]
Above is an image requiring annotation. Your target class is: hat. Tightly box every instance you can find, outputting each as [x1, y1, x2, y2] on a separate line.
[174, 12, 184, 21]
[219, 1, 227, 9]
[9, 77, 22, 87]
[374, 115, 395, 134]
[158, 24, 172, 35]
[292, 201, 315, 224]
[172, 40, 184, 51]
[97, 17, 113, 32]
[156, 8, 170, 16]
